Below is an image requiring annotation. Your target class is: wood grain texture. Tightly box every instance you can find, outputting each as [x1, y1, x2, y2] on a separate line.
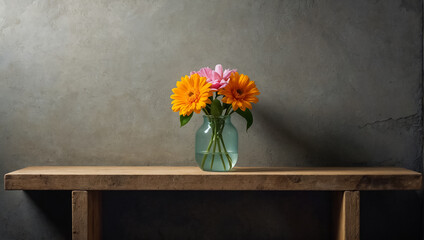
[4, 166, 422, 191]
[333, 191, 360, 240]
[72, 191, 101, 240]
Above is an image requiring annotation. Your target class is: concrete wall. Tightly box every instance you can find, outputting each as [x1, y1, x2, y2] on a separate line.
[0, 0, 422, 239]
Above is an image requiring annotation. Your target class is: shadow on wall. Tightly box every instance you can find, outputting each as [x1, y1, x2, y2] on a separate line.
[361, 191, 422, 240]
[20, 191, 330, 239]
[21, 187, 422, 240]
[254, 105, 370, 167]
[25, 191, 71, 240]
[102, 191, 330, 240]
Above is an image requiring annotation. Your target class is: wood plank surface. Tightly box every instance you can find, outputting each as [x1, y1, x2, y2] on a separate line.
[332, 191, 360, 240]
[4, 166, 422, 191]
[72, 191, 101, 240]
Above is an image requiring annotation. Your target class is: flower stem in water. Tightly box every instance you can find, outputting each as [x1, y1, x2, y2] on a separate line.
[220, 135, 233, 167]
[210, 123, 218, 170]
[217, 136, 226, 170]
[201, 130, 214, 169]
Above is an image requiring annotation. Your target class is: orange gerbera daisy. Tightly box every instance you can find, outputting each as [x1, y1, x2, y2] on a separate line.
[171, 73, 213, 116]
[218, 72, 260, 111]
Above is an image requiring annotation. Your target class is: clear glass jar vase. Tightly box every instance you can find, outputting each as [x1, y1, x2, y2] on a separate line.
[195, 115, 238, 171]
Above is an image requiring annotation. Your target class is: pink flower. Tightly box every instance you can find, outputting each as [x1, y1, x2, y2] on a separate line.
[190, 64, 237, 91]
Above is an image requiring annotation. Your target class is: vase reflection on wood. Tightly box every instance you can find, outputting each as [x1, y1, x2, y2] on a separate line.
[195, 115, 238, 171]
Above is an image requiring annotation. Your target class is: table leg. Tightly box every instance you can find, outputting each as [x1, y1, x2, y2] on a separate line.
[72, 191, 102, 240]
[332, 191, 360, 240]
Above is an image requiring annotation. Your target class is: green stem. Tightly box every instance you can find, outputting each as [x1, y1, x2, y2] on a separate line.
[202, 108, 210, 116]
[201, 129, 214, 169]
[220, 135, 233, 167]
[216, 119, 233, 168]
[224, 106, 231, 116]
[217, 135, 226, 171]
[210, 122, 218, 170]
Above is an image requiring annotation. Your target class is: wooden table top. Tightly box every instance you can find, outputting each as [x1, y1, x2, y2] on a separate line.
[4, 166, 422, 191]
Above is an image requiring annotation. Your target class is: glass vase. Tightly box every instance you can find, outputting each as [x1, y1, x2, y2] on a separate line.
[195, 115, 238, 171]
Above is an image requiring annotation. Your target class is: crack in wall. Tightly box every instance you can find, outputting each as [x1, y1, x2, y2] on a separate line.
[358, 113, 421, 129]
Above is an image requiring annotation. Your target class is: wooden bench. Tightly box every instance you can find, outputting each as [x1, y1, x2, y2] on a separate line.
[4, 166, 422, 240]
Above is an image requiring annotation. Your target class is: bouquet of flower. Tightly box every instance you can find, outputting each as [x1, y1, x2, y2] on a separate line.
[171, 64, 260, 171]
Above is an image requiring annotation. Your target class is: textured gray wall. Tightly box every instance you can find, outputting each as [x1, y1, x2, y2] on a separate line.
[0, 0, 422, 239]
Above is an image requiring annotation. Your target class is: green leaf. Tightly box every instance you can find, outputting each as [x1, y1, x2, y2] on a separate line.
[210, 99, 223, 117]
[180, 113, 193, 127]
[235, 108, 253, 132]
[205, 103, 211, 113]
